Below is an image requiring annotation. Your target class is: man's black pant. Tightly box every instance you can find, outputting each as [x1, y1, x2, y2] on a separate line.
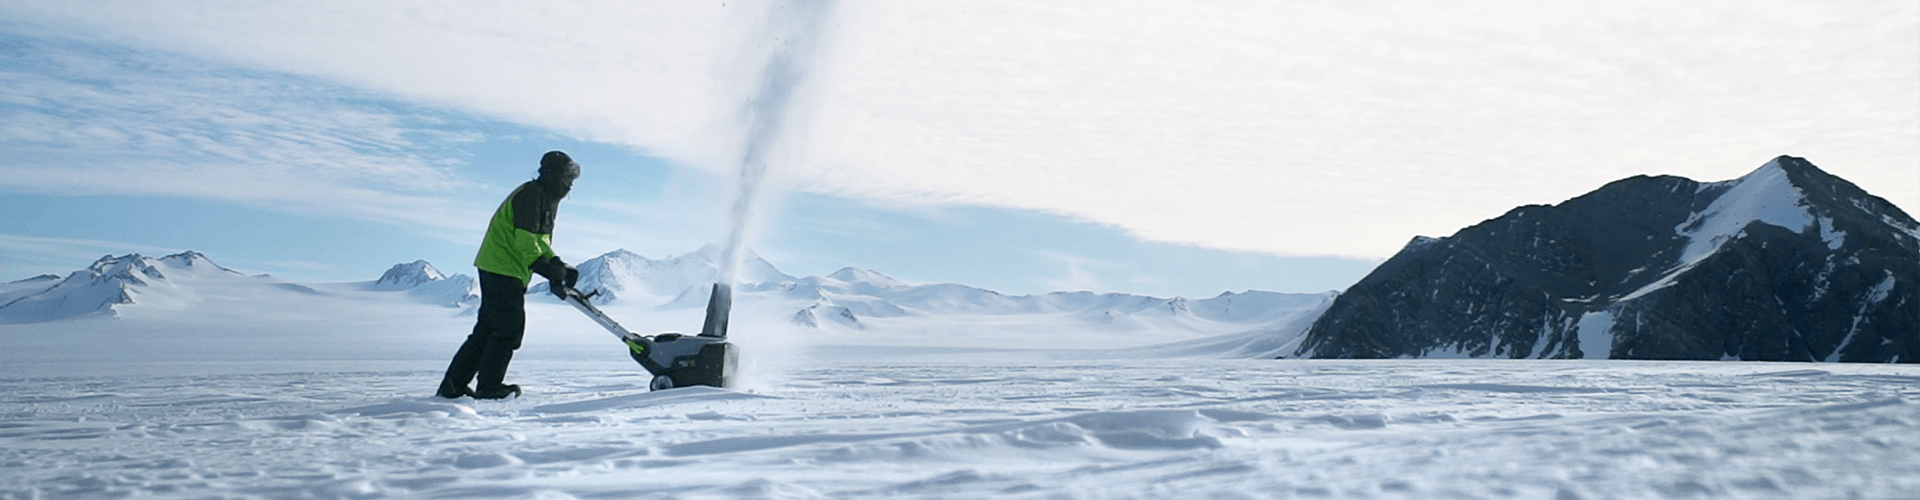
[438, 270, 526, 397]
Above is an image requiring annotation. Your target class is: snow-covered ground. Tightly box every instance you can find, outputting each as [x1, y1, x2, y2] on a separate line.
[6, 293, 1919, 499]
[6, 359, 1918, 499]
[3, 253, 1917, 498]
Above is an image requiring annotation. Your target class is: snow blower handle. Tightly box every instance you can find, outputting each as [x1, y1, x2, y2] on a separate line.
[559, 286, 633, 341]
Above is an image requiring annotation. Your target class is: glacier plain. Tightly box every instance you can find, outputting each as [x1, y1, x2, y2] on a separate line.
[4, 290, 1918, 499]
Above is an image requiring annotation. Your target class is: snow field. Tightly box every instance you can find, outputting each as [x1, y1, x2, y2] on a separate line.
[5, 359, 1917, 499]
[4, 264, 1916, 499]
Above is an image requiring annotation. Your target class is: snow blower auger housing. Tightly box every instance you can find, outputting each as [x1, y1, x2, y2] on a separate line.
[561, 283, 737, 391]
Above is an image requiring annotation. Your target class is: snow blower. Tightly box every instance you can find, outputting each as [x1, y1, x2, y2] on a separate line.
[561, 283, 737, 391]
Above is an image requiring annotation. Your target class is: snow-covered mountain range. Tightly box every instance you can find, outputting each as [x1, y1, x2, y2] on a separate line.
[11, 157, 1908, 363]
[1297, 156, 1919, 362]
[539, 245, 792, 305]
[531, 244, 1333, 339]
[1, 247, 1332, 353]
[0, 252, 482, 324]
[0, 251, 244, 324]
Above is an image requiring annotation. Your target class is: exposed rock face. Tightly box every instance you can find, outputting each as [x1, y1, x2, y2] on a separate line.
[1296, 156, 1919, 362]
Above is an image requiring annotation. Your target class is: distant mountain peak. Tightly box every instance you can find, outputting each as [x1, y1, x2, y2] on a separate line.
[1770, 154, 1819, 175]
[8, 274, 60, 284]
[157, 250, 243, 276]
[88, 252, 145, 267]
[569, 247, 794, 304]
[1674, 155, 1819, 265]
[373, 260, 446, 290]
[675, 243, 771, 266]
[827, 267, 903, 287]
[160, 250, 209, 263]
[85, 253, 167, 286]
[3, 250, 239, 324]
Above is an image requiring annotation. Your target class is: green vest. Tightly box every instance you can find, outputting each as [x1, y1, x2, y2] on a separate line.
[473, 184, 555, 286]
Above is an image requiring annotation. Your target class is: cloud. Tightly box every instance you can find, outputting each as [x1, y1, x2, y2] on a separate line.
[4, 1, 1915, 259]
[0, 34, 489, 238]
[1, 1, 778, 171]
[793, 1, 1920, 257]
[0, 233, 186, 278]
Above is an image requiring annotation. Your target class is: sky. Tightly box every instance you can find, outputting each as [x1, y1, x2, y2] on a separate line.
[2, 1, 1916, 298]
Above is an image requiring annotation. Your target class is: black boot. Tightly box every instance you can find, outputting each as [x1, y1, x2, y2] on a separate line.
[436, 384, 476, 399]
[474, 384, 522, 399]
[473, 342, 521, 400]
[436, 332, 487, 398]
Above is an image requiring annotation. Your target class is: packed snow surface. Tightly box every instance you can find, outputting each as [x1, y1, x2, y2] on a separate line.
[3, 256, 1917, 498]
[7, 316, 1918, 499]
[7, 360, 1918, 499]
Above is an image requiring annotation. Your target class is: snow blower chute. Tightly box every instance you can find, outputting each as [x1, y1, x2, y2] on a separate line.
[560, 283, 737, 391]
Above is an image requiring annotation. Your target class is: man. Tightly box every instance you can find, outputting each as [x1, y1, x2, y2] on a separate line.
[437, 150, 581, 399]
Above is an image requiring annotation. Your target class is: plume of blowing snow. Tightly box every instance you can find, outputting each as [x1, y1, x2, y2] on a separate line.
[716, 0, 835, 287]
[711, 1, 838, 390]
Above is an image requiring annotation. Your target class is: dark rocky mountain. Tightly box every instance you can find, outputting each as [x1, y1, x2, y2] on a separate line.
[1294, 156, 1918, 362]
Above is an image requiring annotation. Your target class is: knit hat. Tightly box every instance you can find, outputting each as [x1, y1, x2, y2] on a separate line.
[539, 151, 580, 180]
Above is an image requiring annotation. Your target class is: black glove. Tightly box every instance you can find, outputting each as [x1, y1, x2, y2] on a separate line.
[551, 264, 579, 299]
[531, 256, 571, 298]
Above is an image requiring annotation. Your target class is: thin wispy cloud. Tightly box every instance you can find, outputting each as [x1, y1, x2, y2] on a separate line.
[0, 35, 487, 238]
[0, 234, 186, 274]
[4, 1, 1915, 261]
